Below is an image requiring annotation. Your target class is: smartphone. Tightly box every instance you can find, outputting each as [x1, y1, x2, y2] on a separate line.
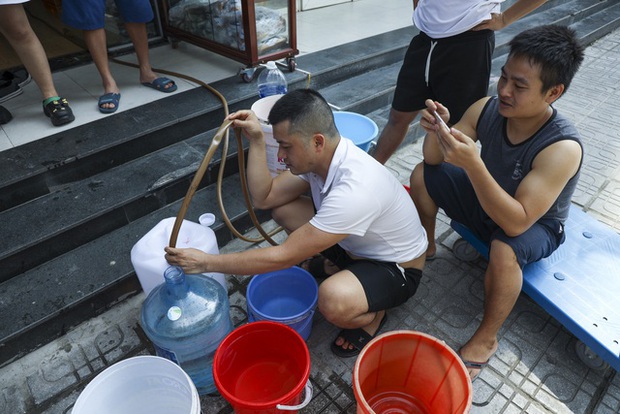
[433, 110, 449, 131]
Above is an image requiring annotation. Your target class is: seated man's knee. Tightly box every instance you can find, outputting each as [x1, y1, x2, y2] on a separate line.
[489, 240, 520, 269]
[410, 162, 425, 190]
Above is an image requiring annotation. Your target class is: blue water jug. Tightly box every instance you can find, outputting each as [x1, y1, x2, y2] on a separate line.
[140, 265, 232, 395]
[257, 61, 288, 98]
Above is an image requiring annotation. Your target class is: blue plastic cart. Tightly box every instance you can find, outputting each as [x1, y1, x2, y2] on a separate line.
[450, 204, 620, 371]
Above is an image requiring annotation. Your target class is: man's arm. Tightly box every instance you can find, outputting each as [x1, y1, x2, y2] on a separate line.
[473, 0, 548, 31]
[476, 140, 581, 236]
[228, 110, 309, 210]
[165, 222, 347, 276]
[437, 126, 582, 237]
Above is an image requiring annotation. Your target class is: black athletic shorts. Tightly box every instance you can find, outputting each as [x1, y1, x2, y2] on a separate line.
[392, 29, 495, 124]
[424, 162, 566, 268]
[320, 244, 423, 312]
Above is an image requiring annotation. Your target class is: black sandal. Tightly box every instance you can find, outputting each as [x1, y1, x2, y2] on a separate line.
[299, 255, 331, 279]
[0, 105, 12, 125]
[43, 97, 75, 126]
[331, 313, 388, 358]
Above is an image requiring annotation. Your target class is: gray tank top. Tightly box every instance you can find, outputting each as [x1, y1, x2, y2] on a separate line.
[477, 96, 583, 223]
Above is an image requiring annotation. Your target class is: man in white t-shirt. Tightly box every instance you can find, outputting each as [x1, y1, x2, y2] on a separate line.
[165, 89, 428, 357]
[373, 0, 547, 165]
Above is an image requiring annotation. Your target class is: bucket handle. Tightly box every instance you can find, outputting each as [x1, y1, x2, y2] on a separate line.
[276, 381, 313, 411]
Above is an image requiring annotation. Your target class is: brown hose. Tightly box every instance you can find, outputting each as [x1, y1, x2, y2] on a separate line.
[110, 57, 283, 247]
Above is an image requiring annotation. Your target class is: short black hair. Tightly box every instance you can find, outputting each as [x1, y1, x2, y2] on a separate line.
[268, 89, 339, 140]
[508, 24, 585, 94]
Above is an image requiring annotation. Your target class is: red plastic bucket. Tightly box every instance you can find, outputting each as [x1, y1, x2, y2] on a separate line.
[353, 330, 472, 414]
[213, 321, 312, 413]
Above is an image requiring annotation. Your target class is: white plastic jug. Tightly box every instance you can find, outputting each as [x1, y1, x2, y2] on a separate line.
[131, 213, 227, 296]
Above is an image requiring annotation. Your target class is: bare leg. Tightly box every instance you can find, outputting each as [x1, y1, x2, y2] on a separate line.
[0, 5, 59, 100]
[319, 271, 386, 351]
[460, 239, 522, 378]
[410, 162, 438, 258]
[124, 22, 174, 89]
[373, 108, 420, 164]
[270, 196, 314, 233]
[83, 28, 119, 110]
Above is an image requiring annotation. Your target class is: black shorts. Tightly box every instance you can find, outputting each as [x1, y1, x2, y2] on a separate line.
[320, 244, 422, 312]
[424, 162, 566, 268]
[392, 29, 495, 123]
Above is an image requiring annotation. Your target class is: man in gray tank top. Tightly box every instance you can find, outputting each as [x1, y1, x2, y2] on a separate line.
[409, 25, 585, 381]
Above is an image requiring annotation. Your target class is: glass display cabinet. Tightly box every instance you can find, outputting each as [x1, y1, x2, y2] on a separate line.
[158, 0, 298, 81]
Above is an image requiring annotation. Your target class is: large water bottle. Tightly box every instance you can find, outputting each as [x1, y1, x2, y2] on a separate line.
[140, 265, 232, 395]
[257, 61, 288, 98]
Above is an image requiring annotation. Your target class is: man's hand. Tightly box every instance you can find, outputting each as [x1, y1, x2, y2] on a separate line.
[164, 247, 210, 274]
[227, 110, 265, 144]
[420, 99, 450, 135]
[435, 126, 481, 170]
[472, 13, 506, 31]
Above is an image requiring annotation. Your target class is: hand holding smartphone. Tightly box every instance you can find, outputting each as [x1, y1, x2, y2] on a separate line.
[433, 110, 449, 131]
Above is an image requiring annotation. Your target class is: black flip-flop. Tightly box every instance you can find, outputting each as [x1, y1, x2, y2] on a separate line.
[0, 105, 12, 125]
[331, 313, 388, 358]
[458, 347, 494, 381]
[299, 255, 332, 279]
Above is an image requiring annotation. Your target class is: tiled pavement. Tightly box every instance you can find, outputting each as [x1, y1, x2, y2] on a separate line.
[2, 28, 620, 414]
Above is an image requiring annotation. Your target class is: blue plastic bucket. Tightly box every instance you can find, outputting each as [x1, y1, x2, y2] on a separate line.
[246, 266, 318, 340]
[333, 111, 379, 152]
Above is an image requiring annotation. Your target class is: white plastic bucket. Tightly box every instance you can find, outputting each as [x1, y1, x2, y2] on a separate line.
[131, 213, 227, 295]
[72, 356, 200, 414]
[251, 94, 287, 177]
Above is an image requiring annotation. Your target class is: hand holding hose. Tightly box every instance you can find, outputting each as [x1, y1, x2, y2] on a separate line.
[228, 110, 265, 144]
[164, 246, 211, 274]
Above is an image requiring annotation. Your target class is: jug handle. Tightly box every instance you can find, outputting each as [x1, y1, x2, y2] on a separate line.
[168, 120, 232, 247]
[276, 381, 313, 411]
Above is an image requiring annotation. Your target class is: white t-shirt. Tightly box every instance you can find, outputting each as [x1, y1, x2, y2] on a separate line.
[414, 0, 504, 39]
[300, 138, 427, 263]
[0, 1, 29, 4]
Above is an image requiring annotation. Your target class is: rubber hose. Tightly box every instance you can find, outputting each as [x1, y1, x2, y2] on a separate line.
[110, 57, 283, 247]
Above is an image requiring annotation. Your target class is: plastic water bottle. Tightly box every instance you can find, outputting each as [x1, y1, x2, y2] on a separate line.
[257, 61, 288, 98]
[140, 265, 232, 395]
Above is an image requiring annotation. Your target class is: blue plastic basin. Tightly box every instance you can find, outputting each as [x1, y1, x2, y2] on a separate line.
[333, 111, 378, 152]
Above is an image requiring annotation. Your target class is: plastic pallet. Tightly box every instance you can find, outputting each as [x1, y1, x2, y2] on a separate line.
[450, 204, 620, 372]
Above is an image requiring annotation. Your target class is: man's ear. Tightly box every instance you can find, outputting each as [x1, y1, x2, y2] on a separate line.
[312, 134, 325, 150]
[546, 84, 565, 104]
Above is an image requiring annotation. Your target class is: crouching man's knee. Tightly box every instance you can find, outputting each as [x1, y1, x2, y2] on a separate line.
[317, 275, 366, 327]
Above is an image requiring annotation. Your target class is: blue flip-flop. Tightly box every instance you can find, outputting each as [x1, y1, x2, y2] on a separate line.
[141, 77, 177, 93]
[98, 92, 121, 114]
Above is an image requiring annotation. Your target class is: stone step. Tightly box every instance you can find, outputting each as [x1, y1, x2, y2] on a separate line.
[0, 128, 240, 282]
[0, 173, 270, 367]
